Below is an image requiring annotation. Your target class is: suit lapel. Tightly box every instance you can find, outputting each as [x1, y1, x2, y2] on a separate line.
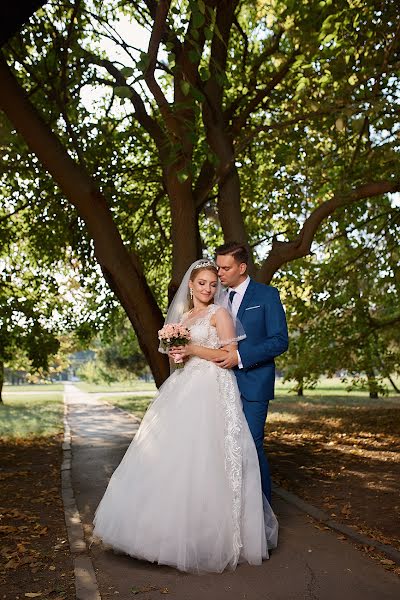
[237, 278, 257, 321]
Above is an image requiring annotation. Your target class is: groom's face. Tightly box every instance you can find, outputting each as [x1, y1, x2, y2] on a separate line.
[216, 254, 247, 288]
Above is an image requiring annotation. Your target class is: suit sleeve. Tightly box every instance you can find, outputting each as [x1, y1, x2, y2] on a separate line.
[239, 287, 288, 369]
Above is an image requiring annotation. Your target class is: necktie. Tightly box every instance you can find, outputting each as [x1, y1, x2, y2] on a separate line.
[229, 290, 236, 304]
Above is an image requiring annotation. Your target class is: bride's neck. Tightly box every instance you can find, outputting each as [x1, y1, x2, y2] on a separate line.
[192, 300, 212, 311]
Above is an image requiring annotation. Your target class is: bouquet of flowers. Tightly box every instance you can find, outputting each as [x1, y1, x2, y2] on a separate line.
[158, 324, 191, 369]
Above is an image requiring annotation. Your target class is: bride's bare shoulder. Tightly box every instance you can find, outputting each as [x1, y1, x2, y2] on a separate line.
[210, 305, 228, 326]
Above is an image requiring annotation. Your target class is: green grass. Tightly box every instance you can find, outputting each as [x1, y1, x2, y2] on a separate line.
[272, 394, 400, 412]
[3, 383, 65, 393]
[99, 394, 156, 419]
[76, 381, 156, 393]
[275, 376, 400, 398]
[0, 394, 64, 440]
[101, 377, 400, 421]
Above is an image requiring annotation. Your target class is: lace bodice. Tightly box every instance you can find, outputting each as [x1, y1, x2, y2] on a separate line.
[181, 304, 220, 350]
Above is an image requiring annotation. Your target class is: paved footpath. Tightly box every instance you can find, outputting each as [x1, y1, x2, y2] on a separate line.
[64, 383, 399, 600]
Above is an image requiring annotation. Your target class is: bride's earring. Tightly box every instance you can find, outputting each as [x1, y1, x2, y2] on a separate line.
[189, 288, 193, 300]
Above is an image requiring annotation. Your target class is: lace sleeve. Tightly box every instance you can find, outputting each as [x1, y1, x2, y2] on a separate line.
[215, 307, 246, 347]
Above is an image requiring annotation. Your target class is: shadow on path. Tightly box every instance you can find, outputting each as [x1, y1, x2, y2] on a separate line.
[65, 383, 399, 600]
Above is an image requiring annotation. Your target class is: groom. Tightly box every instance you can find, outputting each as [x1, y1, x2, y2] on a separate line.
[215, 241, 288, 504]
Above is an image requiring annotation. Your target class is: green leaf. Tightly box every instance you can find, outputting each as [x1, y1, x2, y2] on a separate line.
[204, 26, 213, 41]
[190, 86, 205, 103]
[192, 10, 205, 29]
[137, 52, 150, 72]
[351, 117, 365, 133]
[199, 66, 210, 81]
[295, 77, 309, 94]
[114, 86, 133, 99]
[214, 24, 224, 42]
[120, 67, 134, 79]
[180, 80, 190, 96]
[188, 49, 199, 64]
[177, 169, 189, 183]
[198, 0, 206, 14]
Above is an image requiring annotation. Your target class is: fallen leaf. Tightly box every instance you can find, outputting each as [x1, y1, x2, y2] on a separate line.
[0, 525, 18, 533]
[130, 585, 160, 595]
[380, 559, 395, 565]
[24, 594, 42, 598]
[5, 558, 20, 569]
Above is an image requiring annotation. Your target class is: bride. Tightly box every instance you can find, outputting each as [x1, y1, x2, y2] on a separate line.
[92, 259, 278, 573]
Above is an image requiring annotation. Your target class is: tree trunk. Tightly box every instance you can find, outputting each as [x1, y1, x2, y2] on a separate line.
[388, 374, 400, 394]
[0, 2, 48, 46]
[0, 360, 4, 404]
[165, 171, 199, 300]
[0, 54, 169, 386]
[367, 370, 379, 399]
[203, 114, 254, 275]
[296, 379, 304, 397]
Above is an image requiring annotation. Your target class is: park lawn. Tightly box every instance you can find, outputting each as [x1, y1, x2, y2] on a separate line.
[0, 393, 75, 599]
[275, 375, 400, 398]
[0, 393, 64, 439]
[76, 380, 156, 393]
[99, 393, 156, 419]
[3, 383, 65, 393]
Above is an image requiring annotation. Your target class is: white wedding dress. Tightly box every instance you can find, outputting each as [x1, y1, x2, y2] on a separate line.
[93, 304, 278, 573]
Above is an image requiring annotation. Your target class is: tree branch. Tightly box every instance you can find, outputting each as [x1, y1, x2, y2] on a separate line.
[144, 0, 174, 121]
[233, 14, 249, 72]
[82, 49, 168, 155]
[257, 180, 400, 283]
[230, 52, 297, 135]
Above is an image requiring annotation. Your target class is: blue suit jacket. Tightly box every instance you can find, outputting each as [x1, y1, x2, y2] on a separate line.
[234, 279, 288, 402]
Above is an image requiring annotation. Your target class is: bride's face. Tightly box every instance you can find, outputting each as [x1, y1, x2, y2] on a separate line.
[189, 270, 218, 305]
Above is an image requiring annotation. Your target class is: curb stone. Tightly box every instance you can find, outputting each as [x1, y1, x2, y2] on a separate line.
[62, 391, 101, 600]
[272, 483, 400, 565]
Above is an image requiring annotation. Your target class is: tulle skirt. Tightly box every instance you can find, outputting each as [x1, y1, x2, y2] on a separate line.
[92, 358, 278, 573]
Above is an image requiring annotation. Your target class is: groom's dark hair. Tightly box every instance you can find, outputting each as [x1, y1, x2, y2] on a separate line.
[215, 241, 249, 265]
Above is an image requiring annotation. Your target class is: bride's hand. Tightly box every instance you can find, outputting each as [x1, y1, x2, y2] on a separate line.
[171, 344, 192, 358]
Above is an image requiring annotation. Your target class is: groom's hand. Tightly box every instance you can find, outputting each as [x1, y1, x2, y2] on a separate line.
[214, 348, 239, 369]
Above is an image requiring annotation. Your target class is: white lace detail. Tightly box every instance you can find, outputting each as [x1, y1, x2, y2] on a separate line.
[181, 304, 220, 349]
[217, 368, 243, 567]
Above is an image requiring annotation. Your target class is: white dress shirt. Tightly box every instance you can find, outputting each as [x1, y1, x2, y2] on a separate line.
[228, 276, 250, 317]
[227, 276, 250, 368]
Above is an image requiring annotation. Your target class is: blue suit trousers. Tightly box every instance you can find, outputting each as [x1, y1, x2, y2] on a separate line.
[241, 396, 271, 503]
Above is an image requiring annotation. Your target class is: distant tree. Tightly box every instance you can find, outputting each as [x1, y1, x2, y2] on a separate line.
[278, 199, 400, 397]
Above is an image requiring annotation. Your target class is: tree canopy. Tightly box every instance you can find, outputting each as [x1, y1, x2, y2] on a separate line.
[0, 0, 399, 387]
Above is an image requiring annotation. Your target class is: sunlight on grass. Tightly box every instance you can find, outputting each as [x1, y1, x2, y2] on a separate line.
[275, 375, 400, 398]
[0, 394, 64, 440]
[98, 394, 155, 419]
[267, 412, 300, 423]
[76, 381, 156, 393]
[3, 383, 65, 393]
[273, 393, 399, 408]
